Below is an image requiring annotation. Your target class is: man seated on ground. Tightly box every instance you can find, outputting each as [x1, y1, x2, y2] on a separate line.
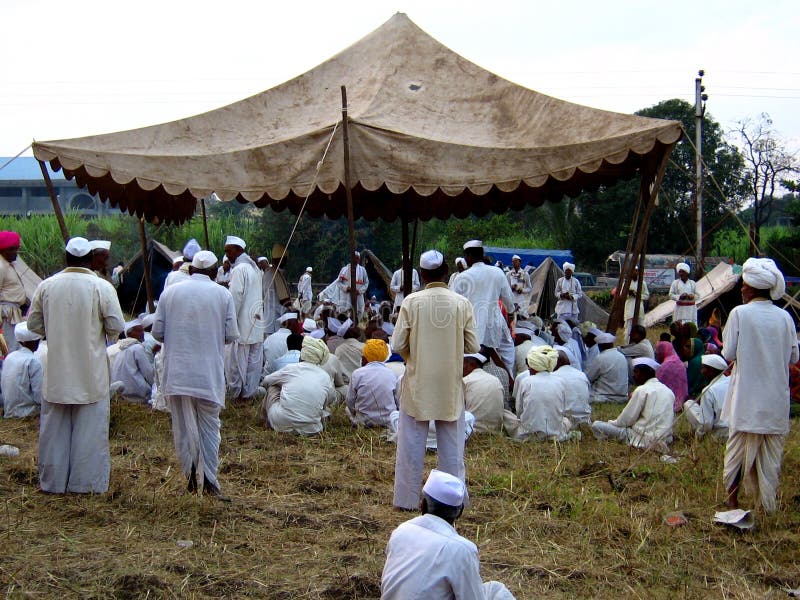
[324, 316, 346, 353]
[319, 348, 349, 407]
[552, 350, 591, 426]
[552, 321, 581, 369]
[585, 332, 629, 403]
[683, 353, 730, 439]
[260, 336, 334, 434]
[507, 345, 573, 442]
[345, 339, 398, 427]
[463, 353, 504, 434]
[618, 324, 655, 380]
[334, 320, 365, 379]
[513, 320, 546, 376]
[591, 357, 675, 450]
[262, 312, 298, 376]
[271, 332, 303, 372]
[2, 322, 43, 418]
[381, 469, 516, 600]
[582, 326, 602, 372]
[110, 319, 154, 403]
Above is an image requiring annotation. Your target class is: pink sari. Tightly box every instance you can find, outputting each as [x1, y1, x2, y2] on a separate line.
[656, 341, 688, 411]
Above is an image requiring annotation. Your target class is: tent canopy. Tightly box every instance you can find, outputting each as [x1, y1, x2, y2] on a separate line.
[33, 13, 681, 225]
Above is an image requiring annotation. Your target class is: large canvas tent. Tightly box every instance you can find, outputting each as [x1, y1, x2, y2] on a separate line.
[117, 240, 180, 314]
[528, 258, 609, 325]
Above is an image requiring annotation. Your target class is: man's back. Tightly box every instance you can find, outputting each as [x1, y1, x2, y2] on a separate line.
[2, 347, 42, 418]
[463, 368, 504, 433]
[516, 372, 570, 440]
[262, 362, 333, 433]
[347, 362, 398, 427]
[587, 348, 629, 401]
[452, 262, 512, 347]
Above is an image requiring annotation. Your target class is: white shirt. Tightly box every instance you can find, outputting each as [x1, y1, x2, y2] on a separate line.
[390, 268, 421, 308]
[452, 262, 514, 348]
[298, 272, 312, 301]
[610, 376, 675, 448]
[110, 339, 154, 398]
[346, 362, 398, 426]
[507, 268, 532, 311]
[335, 338, 365, 379]
[262, 362, 334, 434]
[164, 269, 190, 288]
[624, 279, 649, 321]
[228, 253, 264, 344]
[1, 347, 42, 418]
[381, 513, 486, 600]
[583, 344, 600, 372]
[272, 349, 301, 373]
[553, 365, 591, 422]
[554, 276, 582, 318]
[585, 347, 629, 402]
[152, 273, 239, 406]
[215, 266, 231, 285]
[463, 368, 504, 433]
[685, 373, 730, 434]
[721, 299, 799, 434]
[262, 328, 292, 376]
[669, 278, 699, 323]
[515, 371, 572, 441]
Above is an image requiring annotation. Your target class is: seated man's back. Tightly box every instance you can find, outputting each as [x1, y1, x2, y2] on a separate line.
[463, 355, 504, 433]
[346, 361, 398, 427]
[2, 345, 43, 418]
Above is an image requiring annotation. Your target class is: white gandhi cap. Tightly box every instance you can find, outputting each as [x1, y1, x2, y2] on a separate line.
[225, 235, 246, 249]
[65, 237, 91, 257]
[191, 250, 218, 269]
[463, 240, 483, 250]
[89, 240, 111, 251]
[423, 469, 466, 507]
[419, 250, 444, 270]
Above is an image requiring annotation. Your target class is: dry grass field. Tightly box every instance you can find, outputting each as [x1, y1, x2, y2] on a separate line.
[1, 399, 799, 599]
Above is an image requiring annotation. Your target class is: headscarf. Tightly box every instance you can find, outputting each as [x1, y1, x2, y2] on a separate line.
[526, 345, 559, 373]
[676, 262, 690, 275]
[655, 341, 688, 411]
[686, 337, 705, 397]
[742, 257, 785, 300]
[0, 231, 20, 250]
[362, 339, 389, 363]
[556, 322, 572, 343]
[300, 336, 329, 366]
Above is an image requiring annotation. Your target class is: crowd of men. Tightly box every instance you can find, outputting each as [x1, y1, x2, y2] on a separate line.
[0, 229, 797, 598]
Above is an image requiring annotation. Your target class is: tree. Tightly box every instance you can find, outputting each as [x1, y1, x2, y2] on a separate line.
[735, 113, 800, 248]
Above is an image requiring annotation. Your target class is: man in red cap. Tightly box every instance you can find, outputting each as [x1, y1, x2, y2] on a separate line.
[0, 231, 27, 353]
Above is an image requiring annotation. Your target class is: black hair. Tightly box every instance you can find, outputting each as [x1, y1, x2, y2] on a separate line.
[286, 333, 304, 351]
[421, 493, 463, 523]
[65, 252, 92, 268]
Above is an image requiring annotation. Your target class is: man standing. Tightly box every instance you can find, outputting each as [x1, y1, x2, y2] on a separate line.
[153, 250, 239, 499]
[623, 267, 649, 342]
[262, 245, 292, 334]
[337, 251, 369, 320]
[298, 266, 313, 317]
[507, 254, 532, 318]
[391, 250, 479, 510]
[224, 235, 264, 402]
[28, 237, 125, 493]
[0, 231, 27, 353]
[89, 240, 112, 279]
[669, 262, 699, 324]
[554, 262, 582, 322]
[390, 262, 421, 312]
[721, 257, 798, 513]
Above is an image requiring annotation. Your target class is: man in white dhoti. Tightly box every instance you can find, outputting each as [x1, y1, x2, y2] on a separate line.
[298, 266, 313, 316]
[345, 339, 398, 427]
[623, 267, 649, 342]
[390, 263, 421, 311]
[585, 332, 629, 403]
[224, 235, 265, 402]
[262, 245, 292, 334]
[721, 257, 798, 513]
[669, 262, 700, 324]
[592, 357, 674, 449]
[110, 319, 155, 403]
[2, 322, 43, 418]
[391, 250, 479, 510]
[0, 231, 28, 353]
[554, 262, 582, 322]
[262, 312, 298, 376]
[381, 469, 516, 600]
[447, 256, 466, 289]
[337, 251, 369, 320]
[28, 237, 125, 493]
[553, 350, 592, 426]
[463, 353, 504, 433]
[507, 254, 532, 318]
[683, 353, 730, 439]
[452, 240, 515, 373]
[153, 250, 239, 500]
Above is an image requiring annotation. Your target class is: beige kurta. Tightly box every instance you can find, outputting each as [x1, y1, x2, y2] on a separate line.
[0, 255, 27, 325]
[391, 282, 479, 421]
[463, 368, 504, 433]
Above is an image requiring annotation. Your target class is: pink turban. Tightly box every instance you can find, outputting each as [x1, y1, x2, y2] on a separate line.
[0, 231, 20, 250]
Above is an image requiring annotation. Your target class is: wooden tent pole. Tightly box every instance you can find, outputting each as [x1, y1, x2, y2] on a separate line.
[200, 197, 210, 248]
[341, 86, 359, 319]
[401, 200, 411, 297]
[632, 226, 648, 325]
[138, 217, 155, 313]
[38, 160, 69, 242]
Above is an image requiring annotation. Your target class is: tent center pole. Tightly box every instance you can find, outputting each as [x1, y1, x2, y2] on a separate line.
[38, 160, 69, 242]
[401, 202, 411, 297]
[200, 197, 210, 248]
[341, 86, 358, 320]
[138, 218, 155, 314]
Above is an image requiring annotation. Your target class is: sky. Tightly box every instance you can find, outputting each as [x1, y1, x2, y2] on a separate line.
[3, 0, 799, 159]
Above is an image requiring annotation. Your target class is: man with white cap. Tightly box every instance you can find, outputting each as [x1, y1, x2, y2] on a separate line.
[552, 320, 582, 370]
[110, 319, 154, 403]
[345, 339, 398, 427]
[298, 266, 313, 317]
[262, 312, 298, 376]
[337, 251, 369, 320]
[334, 319, 365, 379]
[1, 321, 43, 418]
[452, 240, 515, 373]
[682, 353, 730, 439]
[262, 244, 292, 334]
[391, 249, 480, 510]
[89, 240, 112, 279]
[28, 237, 125, 494]
[381, 469, 516, 600]
[720, 257, 798, 513]
[592, 357, 674, 449]
[553, 349, 592, 426]
[215, 257, 231, 288]
[623, 266, 649, 342]
[447, 256, 467, 289]
[669, 262, 700, 324]
[0, 231, 27, 353]
[554, 262, 582, 322]
[153, 250, 239, 500]
[585, 332, 629, 403]
[164, 239, 199, 288]
[507, 254, 532, 318]
[224, 235, 265, 403]
[513, 320, 547, 377]
[390, 262, 421, 311]
[462, 353, 504, 433]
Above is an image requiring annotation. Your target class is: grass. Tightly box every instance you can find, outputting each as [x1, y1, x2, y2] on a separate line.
[1, 401, 800, 599]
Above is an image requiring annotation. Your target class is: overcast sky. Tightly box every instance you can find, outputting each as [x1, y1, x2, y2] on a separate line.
[3, 0, 799, 159]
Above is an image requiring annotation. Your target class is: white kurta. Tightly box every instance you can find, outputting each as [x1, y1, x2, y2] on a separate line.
[163, 269, 190, 288]
[684, 374, 730, 437]
[334, 338, 366, 379]
[298, 272, 312, 313]
[152, 273, 239, 406]
[624, 279, 649, 323]
[452, 262, 514, 349]
[515, 371, 572, 441]
[506, 267, 532, 316]
[463, 368, 504, 433]
[263, 266, 290, 335]
[553, 364, 592, 424]
[262, 362, 334, 434]
[262, 328, 292, 376]
[337, 264, 369, 317]
[390, 268, 421, 309]
[228, 253, 264, 344]
[595, 376, 675, 448]
[585, 348, 629, 402]
[554, 276, 582, 320]
[669, 278, 700, 323]
[1, 347, 42, 418]
[110, 340, 154, 400]
[346, 361, 398, 427]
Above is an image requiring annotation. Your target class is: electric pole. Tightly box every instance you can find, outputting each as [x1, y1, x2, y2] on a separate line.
[695, 70, 707, 273]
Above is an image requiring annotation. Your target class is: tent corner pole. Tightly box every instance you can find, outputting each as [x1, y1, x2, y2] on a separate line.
[401, 200, 411, 297]
[341, 86, 358, 319]
[38, 160, 69, 242]
[200, 197, 210, 248]
[138, 217, 155, 314]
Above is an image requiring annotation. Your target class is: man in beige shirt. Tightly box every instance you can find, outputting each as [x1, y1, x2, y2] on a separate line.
[391, 250, 479, 510]
[0, 231, 28, 353]
[463, 353, 504, 433]
[28, 237, 125, 494]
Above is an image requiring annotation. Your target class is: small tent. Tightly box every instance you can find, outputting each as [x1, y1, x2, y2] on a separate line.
[528, 258, 609, 325]
[361, 249, 394, 303]
[117, 240, 181, 314]
[14, 256, 42, 300]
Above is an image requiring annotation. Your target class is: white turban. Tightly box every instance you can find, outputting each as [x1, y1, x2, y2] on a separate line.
[526, 345, 559, 373]
[632, 357, 661, 371]
[742, 257, 785, 301]
[563, 262, 575, 272]
[556, 322, 572, 342]
[14, 322, 40, 342]
[300, 336, 329, 366]
[676, 262, 690, 275]
[595, 332, 616, 344]
[701, 354, 729, 371]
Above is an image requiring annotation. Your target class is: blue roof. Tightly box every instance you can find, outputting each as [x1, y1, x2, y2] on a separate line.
[0, 157, 65, 181]
[484, 246, 574, 269]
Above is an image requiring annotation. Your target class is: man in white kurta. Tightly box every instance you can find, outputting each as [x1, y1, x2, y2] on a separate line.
[721, 258, 799, 513]
[553, 321, 582, 370]
[334, 323, 365, 380]
[554, 262, 582, 322]
[390, 265, 421, 311]
[585, 333, 629, 403]
[337, 251, 369, 320]
[1, 322, 43, 419]
[513, 345, 573, 441]
[262, 245, 292, 335]
[391, 250, 480, 510]
[381, 470, 515, 600]
[152, 251, 239, 498]
[319, 351, 349, 406]
[345, 339, 398, 427]
[669, 262, 700, 324]
[553, 351, 592, 426]
[623, 267, 649, 341]
[28, 237, 125, 493]
[0, 231, 28, 353]
[506, 255, 532, 317]
[683, 353, 730, 439]
[110, 320, 155, 403]
[224, 235, 264, 401]
[262, 313, 298, 376]
[592, 358, 675, 449]
[297, 266, 313, 316]
[462, 354, 504, 433]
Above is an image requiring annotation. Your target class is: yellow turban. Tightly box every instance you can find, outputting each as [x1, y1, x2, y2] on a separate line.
[300, 336, 329, 366]
[526, 345, 559, 373]
[363, 339, 389, 363]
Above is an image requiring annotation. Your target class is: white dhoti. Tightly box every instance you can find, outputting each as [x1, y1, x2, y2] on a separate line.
[2, 316, 18, 353]
[724, 431, 784, 513]
[496, 327, 516, 375]
[168, 395, 222, 491]
[39, 397, 110, 493]
[225, 341, 263, 399]
[484, 581, 516, 600]
[392, 408, 467, 510]
[590, 420, 628, 442]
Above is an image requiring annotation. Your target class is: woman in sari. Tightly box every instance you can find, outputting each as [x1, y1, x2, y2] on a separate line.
[655, 341, 688, 412]
[683, 337, 706, 398]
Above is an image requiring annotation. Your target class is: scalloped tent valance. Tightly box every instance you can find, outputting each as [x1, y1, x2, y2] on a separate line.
[32, 13, 681, 225]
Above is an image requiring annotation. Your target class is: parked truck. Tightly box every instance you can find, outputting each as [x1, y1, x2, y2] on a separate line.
[599, 251, 730, 292]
